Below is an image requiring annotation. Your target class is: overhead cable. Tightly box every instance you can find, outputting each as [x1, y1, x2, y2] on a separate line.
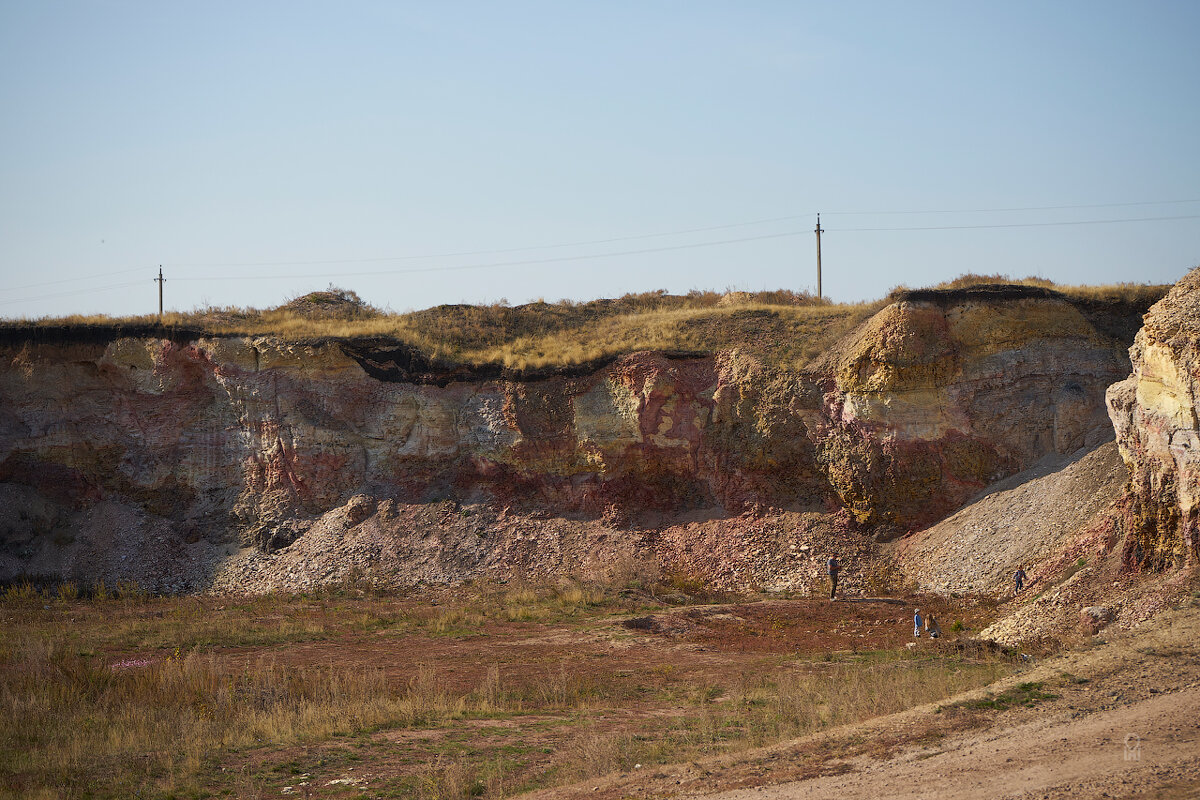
[8, 266, 149, 293]
[167, 213, 819, 269]
[823, 198, 1200, 216]
[170, 213, 1200, 281]
[170, 229, 811, 282]
[832, 213, 1200, 232]
[0, 280, 148, 307]
[165, 199, 1200, 270]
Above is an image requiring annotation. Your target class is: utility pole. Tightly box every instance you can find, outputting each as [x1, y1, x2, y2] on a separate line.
[155, 266, 164, 322]
[814, 214, 824, 300]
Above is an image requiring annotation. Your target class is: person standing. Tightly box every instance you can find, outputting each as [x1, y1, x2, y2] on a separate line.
[913, 609, 923, 638]
[926, 614, 941, 639]
[827, 555, 839, 600]
[1013, 566, 1027, 595]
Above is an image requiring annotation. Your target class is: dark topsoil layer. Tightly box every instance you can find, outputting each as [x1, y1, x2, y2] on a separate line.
[0, 284, 1163, 384]
[0, 323, 710, 386]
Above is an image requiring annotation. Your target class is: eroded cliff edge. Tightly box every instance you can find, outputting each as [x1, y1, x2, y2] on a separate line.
[0, 287, 1148, 590]
[812, 285, 1125, 530]
[1107, 266, 1200, 569]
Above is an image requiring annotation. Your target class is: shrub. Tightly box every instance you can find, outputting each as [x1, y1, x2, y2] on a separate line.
[115, 580, 149, 602]
[1, 580, 42, 606]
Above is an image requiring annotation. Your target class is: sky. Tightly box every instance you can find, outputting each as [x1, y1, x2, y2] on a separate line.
[2, 1, 1199, 319]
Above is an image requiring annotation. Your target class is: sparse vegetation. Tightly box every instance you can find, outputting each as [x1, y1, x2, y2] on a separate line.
[893, 273, 1169, 306]
[6, 277, 1165, 372]
[0, 584, 1016, 799]
[951, 680, 1058, 711]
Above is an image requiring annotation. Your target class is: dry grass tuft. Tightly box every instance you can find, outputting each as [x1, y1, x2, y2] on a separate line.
[542, 654, 1011, 784]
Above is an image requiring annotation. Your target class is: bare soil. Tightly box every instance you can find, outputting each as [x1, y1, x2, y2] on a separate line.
[518, 602, 1200, 800]
[210, 594, 993, 694]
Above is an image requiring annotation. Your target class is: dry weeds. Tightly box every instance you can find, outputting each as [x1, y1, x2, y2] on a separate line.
[0, 582, 1016, 799]
[9, 277, 1160, 372]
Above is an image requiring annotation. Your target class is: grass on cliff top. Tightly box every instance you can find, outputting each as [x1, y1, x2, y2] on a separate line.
[11, 276, 1169, 371]
[910, 273, 1169, 306]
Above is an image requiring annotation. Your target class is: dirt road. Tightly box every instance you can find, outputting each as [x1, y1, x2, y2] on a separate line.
[690, 604, 1200, 800]
[698, 687, 1200, 800]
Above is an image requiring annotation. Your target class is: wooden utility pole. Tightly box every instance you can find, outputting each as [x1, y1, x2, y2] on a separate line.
[155, 267, 164, 322]
[814, 214, 824, 300]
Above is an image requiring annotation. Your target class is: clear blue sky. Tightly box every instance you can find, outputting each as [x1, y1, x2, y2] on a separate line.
[2, 1, 1198, 319]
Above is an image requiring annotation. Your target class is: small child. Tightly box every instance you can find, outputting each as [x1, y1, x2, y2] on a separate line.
[913, 609, 923, 638]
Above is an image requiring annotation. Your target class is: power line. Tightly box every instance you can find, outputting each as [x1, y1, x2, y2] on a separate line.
[171, 229, 812, 282]
[5, 200, 1198, 305]
[168, 213, 1200, 282]
[164, 198, 1200, 269]
[167, 212, 820, 269]
[824, 198, 1200, 216]
[831, 213, 1200, 233]
[0, 280, 147, 307]
[7, 266, 148, 293]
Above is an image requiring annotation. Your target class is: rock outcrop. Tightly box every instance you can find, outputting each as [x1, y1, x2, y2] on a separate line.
[810, 286, 1129, 528]
[0, 286, 1150, 589]
[1107, 266, 1200, 569]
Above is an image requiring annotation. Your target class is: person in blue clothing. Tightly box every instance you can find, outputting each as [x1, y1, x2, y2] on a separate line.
[913, 608, 923, 638]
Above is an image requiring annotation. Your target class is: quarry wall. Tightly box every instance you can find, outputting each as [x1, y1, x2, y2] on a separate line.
[0, 286, 1140, 589]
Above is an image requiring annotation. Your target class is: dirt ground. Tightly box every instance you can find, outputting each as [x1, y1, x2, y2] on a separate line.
[702, 689, 1200, 800]
[8, 579, 1198, 798]
[183, 590, 1001, 797]
[213, 593, 991, 697]
[517, 602, 1200, 800]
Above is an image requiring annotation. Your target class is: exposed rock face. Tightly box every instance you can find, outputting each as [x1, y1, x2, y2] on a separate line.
[811, 286, 1128, 527]
[0, 286, 1145, 589]
[0, 339, 826, 554]
[1107, 267, 1200, 569]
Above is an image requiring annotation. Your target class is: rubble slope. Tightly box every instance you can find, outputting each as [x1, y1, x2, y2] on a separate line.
[892, 440, 1127, 594]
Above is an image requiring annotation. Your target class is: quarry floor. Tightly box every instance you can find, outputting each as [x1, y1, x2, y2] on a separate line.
[6, 587, 1200, 799]
[204, 589, 1001, 797]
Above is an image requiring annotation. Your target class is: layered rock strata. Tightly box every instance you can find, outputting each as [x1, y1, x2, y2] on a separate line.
[811, 286, 1128, 528]
[1107, 267, 1200, 569]
[0, 287, 1144, 587]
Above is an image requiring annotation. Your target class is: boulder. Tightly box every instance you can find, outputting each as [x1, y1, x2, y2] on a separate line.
[1081, 605, 1114, 634]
